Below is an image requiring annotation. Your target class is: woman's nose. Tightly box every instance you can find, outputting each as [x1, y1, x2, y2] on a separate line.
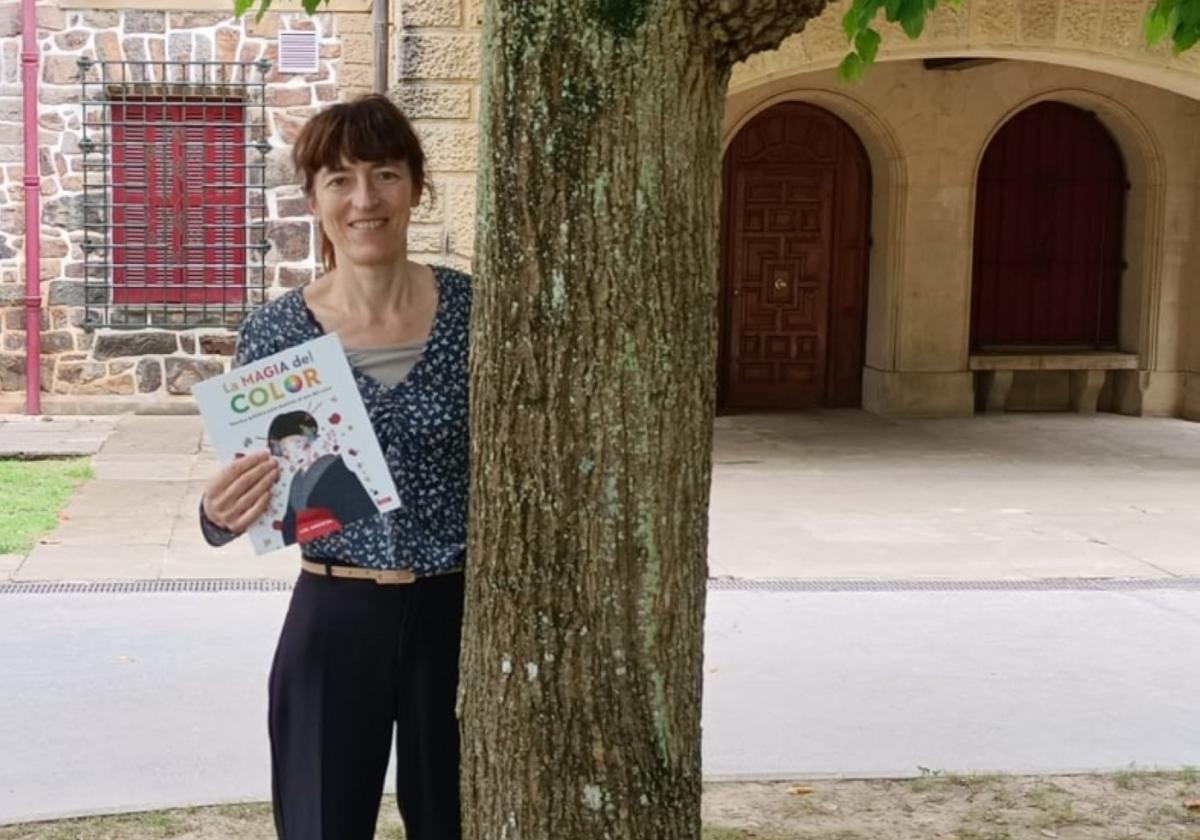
[351, 177, 379, 208]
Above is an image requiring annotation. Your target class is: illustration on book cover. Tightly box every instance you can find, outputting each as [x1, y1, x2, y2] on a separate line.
[193, 334, 399, 555]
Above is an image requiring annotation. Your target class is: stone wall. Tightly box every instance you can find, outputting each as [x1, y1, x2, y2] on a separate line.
[0, 0, 374, 406]
[389, 0, 480, 271]
[732, 0, 1200, 99]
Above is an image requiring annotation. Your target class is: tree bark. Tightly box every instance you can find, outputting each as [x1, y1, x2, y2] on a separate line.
[461, 2, 827, 839]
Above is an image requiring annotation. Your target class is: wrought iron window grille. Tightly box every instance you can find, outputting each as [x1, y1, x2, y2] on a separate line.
[78, 57, 272, 331]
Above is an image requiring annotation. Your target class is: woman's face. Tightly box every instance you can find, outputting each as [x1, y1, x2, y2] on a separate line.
[275, 433, 317, 470]
[309, 157, 420, 268]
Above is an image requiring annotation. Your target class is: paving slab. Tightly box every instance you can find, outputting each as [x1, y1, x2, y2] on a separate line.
[0, 416, 117, 458]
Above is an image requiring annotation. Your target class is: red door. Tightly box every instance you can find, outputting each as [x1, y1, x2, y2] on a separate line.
[971, 102, 1126, 349]
[719, 103, 871, 411]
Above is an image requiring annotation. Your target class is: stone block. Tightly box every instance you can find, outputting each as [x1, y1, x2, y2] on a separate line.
[194, 33, 213, 63]
[338, 61, 373, 89]
[0, 3, 18, 37]
[411, 185, 442, 223]
[266, 85, 312, 108]
[37, 111, 63, 131]
[267, 220, 312, 261]
[277, 265, 313, 287]
[247, 12, 282, 38]
[54, 30, 91, 51]
[43, 55, 81, 86]
[215, 27, 240, 62]
[1100, 0, 1144, 51]
[3, 309, 48, 330]
[0, 284, 22, 305]
[0, 351, 23, 389]
[79, 10, 119, 28]
[35, 5, 65, 31]
[169, 11, 229, 29]
[41, 194, 81, 229]
[125, 11, 166, 33]
[420, 123, 479, 172]
[199, 333, 236, 356]
[179, 334, 195, 353]
[465, 0, 484, 27]
[168, 33, 192, 63]
[95, 30, 122, 63]
[92, 330, 178, 359]
[399, 0, 461, 27]
[56, 360, 105, 385]
[399, 34, 481, 81]
[136, 357, 163, 392]
[276, 195, 310, 217]
[444, 178, 476, 257]
[40, 330, 75, 354]
[265, 147, 297, 189]
[393, 84, 471, 120]
[340, 31, 371, 61]
[165, 356, 224, 395]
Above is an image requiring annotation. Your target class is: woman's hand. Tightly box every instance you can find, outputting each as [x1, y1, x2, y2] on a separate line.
[202, 451, 281, 535]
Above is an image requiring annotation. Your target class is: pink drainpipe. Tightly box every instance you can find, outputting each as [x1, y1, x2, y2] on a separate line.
[21, 0, 41, 413]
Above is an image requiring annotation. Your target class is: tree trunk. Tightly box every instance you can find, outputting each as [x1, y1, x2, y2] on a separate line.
[461, 2, 826, 838]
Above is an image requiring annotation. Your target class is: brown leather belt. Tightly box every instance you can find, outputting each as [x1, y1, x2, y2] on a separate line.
[300, 559, 462, 585]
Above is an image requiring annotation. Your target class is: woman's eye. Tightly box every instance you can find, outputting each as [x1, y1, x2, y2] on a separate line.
[378, 171, 400, 182]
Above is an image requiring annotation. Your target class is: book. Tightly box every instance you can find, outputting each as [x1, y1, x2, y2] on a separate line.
[192, 333, 400, 555]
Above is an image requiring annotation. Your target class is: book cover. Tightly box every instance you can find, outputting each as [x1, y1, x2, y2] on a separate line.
[192, 333, 400, 555]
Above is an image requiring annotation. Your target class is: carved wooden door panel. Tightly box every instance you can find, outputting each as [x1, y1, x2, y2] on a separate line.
[719, 103, 870, 411]
[727, 166, 834, 408]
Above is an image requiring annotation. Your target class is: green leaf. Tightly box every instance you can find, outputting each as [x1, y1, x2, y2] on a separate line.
[232, 0, 254, 19]
[883, 0, 903, 20]
[899, 0, 928, 39]
[302, 0, 322, 14]
[837, 52, 865, 83]
[1146, 4, 1175, 44]
[1174, 24, 1200, 52]
[855, 27, 882, 65]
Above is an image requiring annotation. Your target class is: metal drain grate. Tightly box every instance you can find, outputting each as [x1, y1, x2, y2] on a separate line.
[708, 577, 1200, 593]
[3, 577, 1199, 596]
[0, 579, 294, 595]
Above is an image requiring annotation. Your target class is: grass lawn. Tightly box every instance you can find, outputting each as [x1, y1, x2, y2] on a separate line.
[3, 771, 1199, 839]
[0, 458, 93, 554]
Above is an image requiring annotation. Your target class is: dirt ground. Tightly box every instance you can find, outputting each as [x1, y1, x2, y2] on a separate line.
[2, 772, 1198, 840]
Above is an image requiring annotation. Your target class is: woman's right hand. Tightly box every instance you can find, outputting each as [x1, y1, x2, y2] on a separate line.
[201, 450, 281, 535]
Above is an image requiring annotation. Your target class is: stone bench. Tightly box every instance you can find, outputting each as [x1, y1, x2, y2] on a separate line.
[970, 352, 1139, 413]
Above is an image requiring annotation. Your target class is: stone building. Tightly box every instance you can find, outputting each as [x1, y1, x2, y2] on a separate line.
[0, 0, 479, 409]
[2, 0, 1199, 421]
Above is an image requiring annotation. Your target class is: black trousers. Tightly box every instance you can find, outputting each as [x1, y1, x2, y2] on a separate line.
[268, 568, 464, 840]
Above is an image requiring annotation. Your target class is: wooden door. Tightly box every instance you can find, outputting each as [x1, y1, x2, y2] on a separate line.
[719, 103, 871, 411]
[971, 101, 1126, 349]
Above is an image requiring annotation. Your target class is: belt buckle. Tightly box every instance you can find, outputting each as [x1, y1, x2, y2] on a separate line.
[375, 569, 416, 585]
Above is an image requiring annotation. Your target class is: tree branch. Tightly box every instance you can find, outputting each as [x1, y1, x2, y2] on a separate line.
[694, 0, 831, 67]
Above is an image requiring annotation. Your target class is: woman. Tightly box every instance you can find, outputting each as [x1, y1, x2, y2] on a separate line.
[199, 95, 470, 840]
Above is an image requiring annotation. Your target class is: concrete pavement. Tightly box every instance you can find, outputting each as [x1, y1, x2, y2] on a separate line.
[4, 583, 1200, 823]
[2, 410, 1197, 582]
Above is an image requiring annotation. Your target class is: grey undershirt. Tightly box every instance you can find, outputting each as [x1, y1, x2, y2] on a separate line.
[344, 341, 426, 388]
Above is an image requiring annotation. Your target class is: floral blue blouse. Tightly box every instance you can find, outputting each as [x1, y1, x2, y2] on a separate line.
[200, 265, 472, 575]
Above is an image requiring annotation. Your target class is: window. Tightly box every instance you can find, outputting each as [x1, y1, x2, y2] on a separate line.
[81, 58, 270, 327]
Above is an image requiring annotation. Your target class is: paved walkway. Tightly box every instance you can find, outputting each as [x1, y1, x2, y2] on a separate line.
[4, 584, 1200, 822]
[1, 411, 1197, 582]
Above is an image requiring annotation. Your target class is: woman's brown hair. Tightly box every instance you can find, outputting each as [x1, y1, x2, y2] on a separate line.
[292, 94, 427, 271]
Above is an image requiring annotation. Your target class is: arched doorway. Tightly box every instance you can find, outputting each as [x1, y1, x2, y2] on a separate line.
[719, 102, 871, 411]
[971, 101, 1128, 350]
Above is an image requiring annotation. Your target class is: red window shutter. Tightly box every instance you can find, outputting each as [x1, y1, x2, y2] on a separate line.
[111, 101, 247, 306]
